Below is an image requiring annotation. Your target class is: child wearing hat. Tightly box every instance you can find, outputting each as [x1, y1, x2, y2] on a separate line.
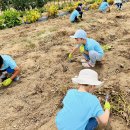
[68, 29, 104, 67]
[99, 0, 110, 13]
[0, 55, 20, 87]
[56, 69, 110, 130]
[114, 0, 123, 10]
[70, 7, 82, 23]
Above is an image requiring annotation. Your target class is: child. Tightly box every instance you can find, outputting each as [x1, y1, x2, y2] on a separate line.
[99, 0, 110, 13]
[70, 7, 81, 23]
[56, 69, 110, 130]
[0, 55, 20, 87]
[78, 3, 83, 19]
[68, 29, 104, 67]
[114, 0, 123, 10]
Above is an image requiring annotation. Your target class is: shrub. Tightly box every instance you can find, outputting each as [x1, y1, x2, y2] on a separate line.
[3, 8, 22, 28]
[10, 0, 46, 11]
[108, 0, 114, 5]
[0, 0, 46, 11]
[23, 9, 41, 23]
[0, 0, 10, 11]
[63, 2, 76, 13]
[45, 4, 58, 17]
[0, 15, 6, 29]
[90, 2, 99, 9]
[37, 0, 46, 8]
[96, 0, 102, 5]
[38, 7, 46, 13]
[84, 0, 96, 4]
[102, 44, 112, 51]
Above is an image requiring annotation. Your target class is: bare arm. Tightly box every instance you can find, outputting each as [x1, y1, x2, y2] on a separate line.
[10, 67, 20, 80]
[97, 109, 110, 126]
[70, 47, 79, 55]
[83, 50, 89, 55]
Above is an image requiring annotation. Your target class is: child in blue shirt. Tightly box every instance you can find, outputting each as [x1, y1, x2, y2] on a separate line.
[70, 7, 81, 22]
[99, 0, 110, 13]
[56, 69, 110, 130]
[68, 29, 104, 68]
[0, 55, 20, 87]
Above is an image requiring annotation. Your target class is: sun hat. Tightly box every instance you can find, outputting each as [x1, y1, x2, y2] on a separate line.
[70, 29, 87, 39]
[72, 69, 103, 86]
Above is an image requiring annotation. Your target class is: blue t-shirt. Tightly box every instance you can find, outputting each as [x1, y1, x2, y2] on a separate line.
[56, 89, 104, 130]
[0, 55, 17, 70]
[99, 2, 109, 11]
[70, 10, 80, 22]
[84, 38, 104, 56]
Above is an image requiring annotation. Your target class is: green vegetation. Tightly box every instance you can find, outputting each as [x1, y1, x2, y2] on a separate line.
[0, 8, 22, 28]
[102, 44, 112, 51]
[23, 9, 41, 23]
[0, 0, 114, 29]
[0, 16, 5, 29]
[45, 4, 58, 17]
[0, 0, 46, 11]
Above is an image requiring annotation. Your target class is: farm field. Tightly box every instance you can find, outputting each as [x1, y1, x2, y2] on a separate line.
[0, 2, 130, 130]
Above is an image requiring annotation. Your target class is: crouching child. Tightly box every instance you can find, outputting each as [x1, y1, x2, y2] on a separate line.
[70, 7, 82, 23]
[99, 0, 110, 13]
[0, 55, 20, 87]
[68, 29, 104, 68]
[56, 69, 110, 130]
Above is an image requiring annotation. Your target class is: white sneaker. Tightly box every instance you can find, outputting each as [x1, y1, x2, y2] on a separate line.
[81, 59, 87, 63]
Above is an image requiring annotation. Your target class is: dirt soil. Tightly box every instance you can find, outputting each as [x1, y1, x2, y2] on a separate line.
[0, 2, 130, 130]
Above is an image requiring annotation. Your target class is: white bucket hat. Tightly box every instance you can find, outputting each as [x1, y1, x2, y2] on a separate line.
[70, 29, 87, 39]
[72, 69, 103, 86]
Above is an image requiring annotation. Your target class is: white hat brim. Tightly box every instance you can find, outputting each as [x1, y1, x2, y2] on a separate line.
[72, 77, 103, 87]
[70, 35, 77, 38]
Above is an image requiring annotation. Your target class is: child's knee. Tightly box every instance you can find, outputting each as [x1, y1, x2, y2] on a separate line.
[89, 50, 97, 57]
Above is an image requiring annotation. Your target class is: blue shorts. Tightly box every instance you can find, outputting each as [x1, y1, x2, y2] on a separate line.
[85, 118, 98, 130]
[1, 67, 14, 74]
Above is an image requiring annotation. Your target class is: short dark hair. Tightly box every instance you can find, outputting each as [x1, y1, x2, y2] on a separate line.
[78, 3, 82, 6]
[0, 56, 3, 68]
[103, 0, 107, 2]
[76, 7, 81, 12]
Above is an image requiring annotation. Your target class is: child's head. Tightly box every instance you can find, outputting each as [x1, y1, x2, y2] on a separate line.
[72, 69, 103, 91]
[103, 0, 107, 2]
[70, 29, 87, 44]
[76, 7, 81, 12]
[0, 56, 3, 68]
[78, 3, 83, 6]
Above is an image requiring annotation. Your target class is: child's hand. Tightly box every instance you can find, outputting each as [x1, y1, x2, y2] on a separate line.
[104, 101, 111, 110]
[2, 78, 12, 87]
[80, 45, 85, 53]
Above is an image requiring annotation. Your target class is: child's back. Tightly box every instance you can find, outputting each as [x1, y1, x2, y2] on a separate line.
[70, 10, 79, 22]
[70, 7, 81, 22]
[99, 1, 109, 12]
[56, 89, 104, 130]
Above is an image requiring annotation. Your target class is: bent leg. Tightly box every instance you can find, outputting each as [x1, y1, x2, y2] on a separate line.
[85, 118, 98, 130]
[89, 50, 103, 66]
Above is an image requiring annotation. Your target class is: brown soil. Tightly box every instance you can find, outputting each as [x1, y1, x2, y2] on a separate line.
[0, 2, 130, 130]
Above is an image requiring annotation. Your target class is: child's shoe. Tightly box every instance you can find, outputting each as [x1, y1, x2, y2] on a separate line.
[80, 59, 87, 63]
[82, 62, 95, 68]
[14, 76, 20, 81]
